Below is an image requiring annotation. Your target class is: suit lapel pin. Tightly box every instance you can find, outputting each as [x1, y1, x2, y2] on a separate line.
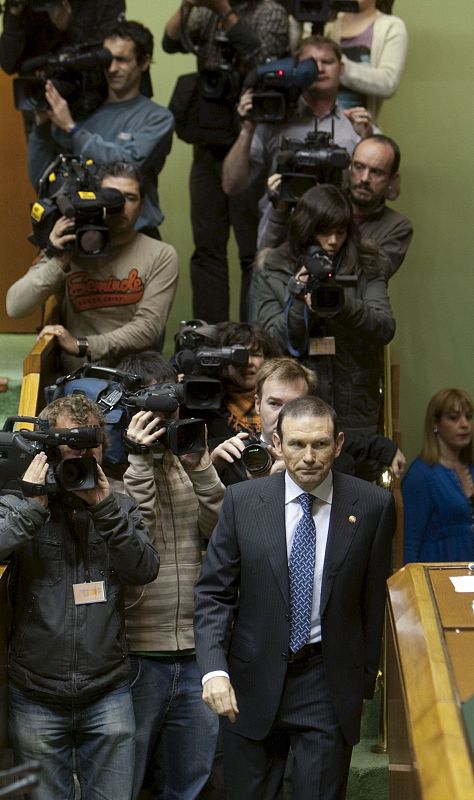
[348, 515, 357, 524]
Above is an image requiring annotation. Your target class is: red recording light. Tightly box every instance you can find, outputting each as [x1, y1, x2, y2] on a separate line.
[277, 69, 284, 76]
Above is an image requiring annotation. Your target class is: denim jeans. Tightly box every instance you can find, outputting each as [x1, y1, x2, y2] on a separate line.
[130, 654, 218, 800]
[8, 683, 135, 800]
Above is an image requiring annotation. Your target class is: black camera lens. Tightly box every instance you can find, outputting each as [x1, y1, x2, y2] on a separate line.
[55, 456, 98, 491]
[241, 443, 272, 475]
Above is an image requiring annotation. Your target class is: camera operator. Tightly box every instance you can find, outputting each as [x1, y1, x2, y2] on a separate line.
[212, 356, 405, 485]
[0, 0, 125, 76]
[115, 351, 225, 799]
[27, 20, 174, 237]
[6, 160, 179, 370]
[201, 320, 281, 446]
[260, 134, 413, 277]
[0, 394, 159, 800]
[222, 34, 375, 240]
[162, 0, 289, 323]
[252, 183, 395, 434]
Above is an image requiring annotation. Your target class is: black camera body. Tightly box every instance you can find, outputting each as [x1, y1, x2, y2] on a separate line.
[299, 245, 357, 315]
[290, 1, 359, 24]
[240, 437, 273, 475]
[197, 31, 241, 103]
[276, 128, 351, 203]
[13, 43, 112, 120]
[175, 344, 249, 412]
[30, 154, 125, 258]
[248, 57, 318, 124]
[0, 416, 101, 496]
[124, 384, 206, 456]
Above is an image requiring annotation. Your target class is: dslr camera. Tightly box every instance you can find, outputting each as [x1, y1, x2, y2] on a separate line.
[0, 416, 102, 496]
[240, 436, 273, 476]
[293, 245, 357, 315]
[30, 154, 125, 258]
[275, 126, 351, 203]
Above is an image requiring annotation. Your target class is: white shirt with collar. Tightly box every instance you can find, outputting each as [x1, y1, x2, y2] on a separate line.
[202, 469, 333, 685]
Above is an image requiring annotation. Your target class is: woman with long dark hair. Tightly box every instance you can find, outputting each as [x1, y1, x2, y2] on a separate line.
[403, 389, 474, 563]
[252, 183, 395, 432]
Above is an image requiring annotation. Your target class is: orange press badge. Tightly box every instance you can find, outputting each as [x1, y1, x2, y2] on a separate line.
[308, 337, 336, 356]
[73, 580, 106, 605]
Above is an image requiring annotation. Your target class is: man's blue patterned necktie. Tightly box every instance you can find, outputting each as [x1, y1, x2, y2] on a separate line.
[289, 492, 316, 654]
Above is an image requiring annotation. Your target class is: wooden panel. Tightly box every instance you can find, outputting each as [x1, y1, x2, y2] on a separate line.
[387, 564, 474, 800]
[0, 71, 41, 333]
[0, 565, 10, 769]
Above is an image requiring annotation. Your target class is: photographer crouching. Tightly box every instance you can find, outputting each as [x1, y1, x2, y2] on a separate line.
[0, 394, 159, 800]
[6, 159, 178, 370]
[163, 0, 289, 322]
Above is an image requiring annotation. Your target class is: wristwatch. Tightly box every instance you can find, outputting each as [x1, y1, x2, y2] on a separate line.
[76, 337, 89, 358]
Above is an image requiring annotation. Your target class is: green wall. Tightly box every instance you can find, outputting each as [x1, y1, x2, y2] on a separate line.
[133, 0, 474, 462]
[3, 2, 471, 460]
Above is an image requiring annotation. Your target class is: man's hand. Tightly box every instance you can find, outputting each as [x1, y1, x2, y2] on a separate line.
[22, 452, 49, 508]
[390, 447, 406, 479]
[37, 324, 80, 356]
[73, 462, 110, 506]
[236, 88, 255, 123]
[211, 432, 249, 470]
[44, 79, 75, 132]
[46, 215, 76, 267]
[344, 106, 373, 139]
[202, 676, 239, 723]
[126, 410, 166, 448]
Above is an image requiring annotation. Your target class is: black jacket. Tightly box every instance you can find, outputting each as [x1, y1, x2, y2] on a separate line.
[0, 491, 159, 702]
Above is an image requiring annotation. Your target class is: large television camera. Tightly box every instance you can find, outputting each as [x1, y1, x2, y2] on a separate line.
[174, 324, 249, 412]
[296, 245, 357, 314]
[47, 364, 207, 459]
[275, 124, 351, 203]
[0, 416, 102, 496]
[30, 154, 125, 258]
[5, 1, 64, 10]
[197, 31, 241, 103]
[13, 42, 112, 120]
[245, 56, 318, 124]
[123, 384, 206, 456]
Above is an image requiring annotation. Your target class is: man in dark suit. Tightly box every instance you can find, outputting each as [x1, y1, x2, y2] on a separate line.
[194, 395, 395, 799]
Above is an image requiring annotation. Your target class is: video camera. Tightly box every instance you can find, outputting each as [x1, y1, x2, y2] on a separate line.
[5, 1, 64, 10]
[174, 323, 249, 412]
[47, 364, 206, 459]
[295, 245, 357, 314]
[0, 416, 101, 496]
[275, 124, 351, 203]
[245, 57, 318, 124]
[30, 154, 125, 258]
[123, 384, 206, 456]
[198, 31, 241, 103]
[13, 42, 112, 120]
[289, 1, 359, 25]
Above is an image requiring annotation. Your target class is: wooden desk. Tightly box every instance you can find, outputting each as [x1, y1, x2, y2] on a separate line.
[387, 564, 474, 800]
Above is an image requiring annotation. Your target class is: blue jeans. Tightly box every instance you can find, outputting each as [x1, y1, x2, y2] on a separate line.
[8, 683, 135, 800]
[129, 654, 218, 800]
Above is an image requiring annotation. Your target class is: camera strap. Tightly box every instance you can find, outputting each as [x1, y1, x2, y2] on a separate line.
[284, 296, 310, 358]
